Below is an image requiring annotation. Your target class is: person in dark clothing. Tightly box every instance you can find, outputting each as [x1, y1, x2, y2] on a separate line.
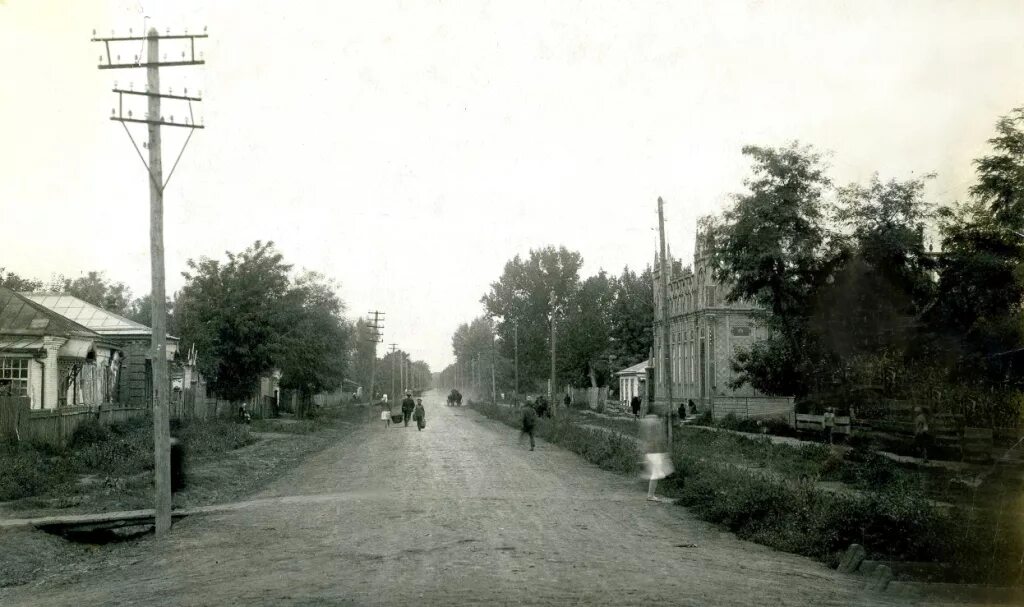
[401, 392, 415, 427]
[534, 395, 549, 418]
[413, 398, 426, 431]
[631, 395, 642, 418]
[677, 401, 686, 421]
[563, 393, 572, 409]
[520, 402, 537, 451]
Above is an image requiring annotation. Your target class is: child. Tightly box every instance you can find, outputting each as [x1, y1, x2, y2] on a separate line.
[639, 409, 674, 501]
[414, 398, 426, 431]
[380, 398, 392, 428]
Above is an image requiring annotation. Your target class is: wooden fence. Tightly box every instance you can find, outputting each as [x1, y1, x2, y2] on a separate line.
[1, 397, 147, 446]
[711, 396, 795, 421]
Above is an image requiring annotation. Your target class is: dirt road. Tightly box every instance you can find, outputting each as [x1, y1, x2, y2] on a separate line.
[1, 391, 909, 606]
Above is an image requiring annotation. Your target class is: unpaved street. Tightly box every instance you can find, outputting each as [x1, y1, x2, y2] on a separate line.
[1, 391, 905, 606]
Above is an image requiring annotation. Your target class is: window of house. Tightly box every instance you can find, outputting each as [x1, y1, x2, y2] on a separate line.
[0, 358, 30, 397]
[731, 326, 752, 337]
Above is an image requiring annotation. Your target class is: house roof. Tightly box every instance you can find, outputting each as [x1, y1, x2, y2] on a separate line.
[0, 287, 98, 339]
[615, 359, 650, 376]
[21, 293, 176, 340]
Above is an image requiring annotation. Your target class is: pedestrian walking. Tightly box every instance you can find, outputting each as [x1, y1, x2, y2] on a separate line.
[380, 399, 392, 428]
[401, 391, 415, 427]
[822, 407, 836, 444]
[630, 394, 641, 418]
[413, 398, 426, 431]
[520, 401, 537, 451]
[914, 406, 931, 463]
[639, 409, 674, 501]
[563, 393, 571, 409]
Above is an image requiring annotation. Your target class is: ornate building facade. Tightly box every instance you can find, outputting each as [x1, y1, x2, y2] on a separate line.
[652, 224, 771, 408]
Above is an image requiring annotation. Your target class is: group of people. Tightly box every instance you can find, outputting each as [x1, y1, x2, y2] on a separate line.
[380, 391, 427, 431]
[446, 389, 463, 407]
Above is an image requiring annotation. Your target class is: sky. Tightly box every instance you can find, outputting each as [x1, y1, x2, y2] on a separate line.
[2, 0, 1023, 371]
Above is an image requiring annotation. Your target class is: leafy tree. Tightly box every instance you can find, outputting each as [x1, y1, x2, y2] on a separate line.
[51, 271, 133, 316]
[810, 175, 937, 381]
[276, 271, 351, 400]
[713, 143, 838, 396]
[0, 268, 43, 292]
[481, 246, 583, 391]
[607, 266, 654, 369]
[560, 271, 614, 387]
[175, 241, 293, 401]
[971, 107, 1024, 229]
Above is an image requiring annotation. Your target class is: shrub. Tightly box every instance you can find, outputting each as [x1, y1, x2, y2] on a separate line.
[69, 418, 112, 448]
[0, 445, 66, 501]
[177, 419, 255, 455]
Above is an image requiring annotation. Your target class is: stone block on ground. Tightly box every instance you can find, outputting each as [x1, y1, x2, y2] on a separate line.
[838, 543, 866, 573]
[866, 564, 893, 592]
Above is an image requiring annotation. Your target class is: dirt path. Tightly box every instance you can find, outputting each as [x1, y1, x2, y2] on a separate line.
[0, 391, 917, 606]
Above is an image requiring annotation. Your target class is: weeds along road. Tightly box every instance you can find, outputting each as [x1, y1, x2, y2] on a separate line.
[2, 391, 910, 607]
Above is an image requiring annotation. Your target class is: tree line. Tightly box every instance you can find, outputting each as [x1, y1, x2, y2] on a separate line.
[708, 107, 1024, 424]
[440, 250, 654, 397]
[2, 241, 430, 407]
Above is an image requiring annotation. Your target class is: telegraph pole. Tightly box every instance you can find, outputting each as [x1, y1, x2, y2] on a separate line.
[513, 320, 519, 403]
[92, 26, 207, 536]
[490, 331, 497, 403]
[658, 197, 674, 448]
[389, 343, 398, 400]
[549, 290, 558, 416]
[367, 311, 384, 403]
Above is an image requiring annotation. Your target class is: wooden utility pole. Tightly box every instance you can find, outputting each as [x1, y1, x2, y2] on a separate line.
[367, 311, 384, 402]
[490, 331, 497, 403]
[658, 197, 674, 448]
[513, 320, 519, 403]
[92, 26, 207, 536]
[549, 290, 557, 416]
[389, 343, 398, 399]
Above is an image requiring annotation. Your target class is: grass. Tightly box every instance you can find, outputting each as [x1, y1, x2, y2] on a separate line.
[0, 405, 364, 516]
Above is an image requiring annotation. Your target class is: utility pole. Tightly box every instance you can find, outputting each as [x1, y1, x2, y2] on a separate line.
[92, 26, 207, 536]
[513, 320, 519, 403]
[658, 197, 674, 448]
[549, 290, 558, 416]
[389, 344, 398, 400]
[367, 311, 385, 403]
[491, 332, 497, 403]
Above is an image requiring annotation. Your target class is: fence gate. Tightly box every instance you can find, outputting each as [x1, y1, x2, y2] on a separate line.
[0, 396, 31, 442]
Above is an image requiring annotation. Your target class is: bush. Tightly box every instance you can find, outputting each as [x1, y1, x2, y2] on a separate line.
[177, 419, 255, 455]
[69, 419, 112, 448]
[0, 445, 66, 501]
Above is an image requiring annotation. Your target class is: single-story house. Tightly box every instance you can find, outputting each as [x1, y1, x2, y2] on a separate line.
[22, 293, 178, 406]
[615, 359, 650, 406]
[0, 287, 122, 409]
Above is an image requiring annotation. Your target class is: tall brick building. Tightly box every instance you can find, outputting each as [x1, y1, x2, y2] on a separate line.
[652, 223, 792, 417]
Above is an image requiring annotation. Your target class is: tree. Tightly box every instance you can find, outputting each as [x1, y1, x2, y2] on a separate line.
[971, 107, 1024, 230]
[175, 241, 293, 401]
[607, 266, 654, 369]
[481, 246, 583, 391]
[0, 268, 43, 292]
[276, 271, 351, 402]
[712, 143, 839, 396]
[560, 271, 614, 388]
[809, 175, 937, 387]
[51, 271, 133, 316]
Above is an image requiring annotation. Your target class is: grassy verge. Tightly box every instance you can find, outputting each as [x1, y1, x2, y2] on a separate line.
[471, 401, 1024, 585]
[0, 404, 366, 517]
